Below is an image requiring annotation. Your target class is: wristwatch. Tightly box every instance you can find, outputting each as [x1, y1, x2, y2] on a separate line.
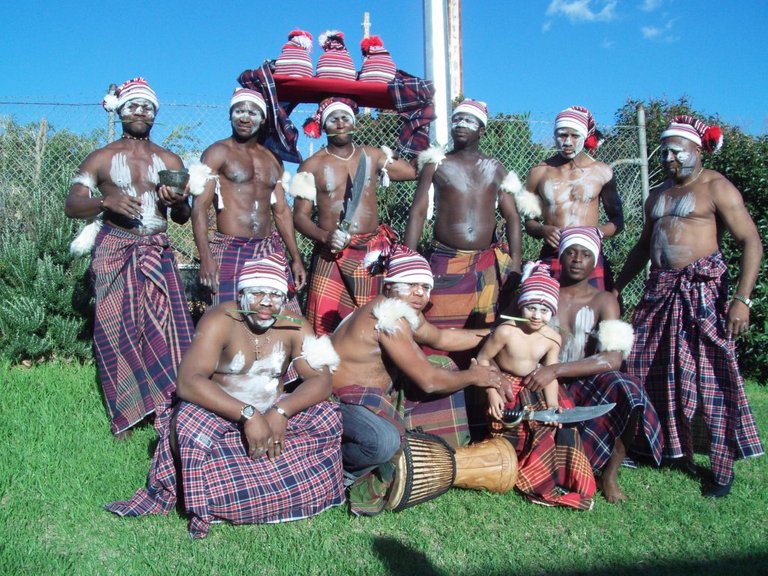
[273, 405, 289, 420]
[239, 404, 256, 425]
[732, 294, 753, 309]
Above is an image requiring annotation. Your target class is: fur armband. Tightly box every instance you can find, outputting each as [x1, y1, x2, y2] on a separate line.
[188, 162, 213, 197]
[379, 146, 394, 188]
[514, 189, 543, 220]
[373, 298, 420, 335]
[288, 171, 317, 203]
[417, 146, 446, 174]
[69, 173, 103, 256]
[500, 171, 523, 195]
[299, 335, 340, 373]
[597, 320, 634, 358]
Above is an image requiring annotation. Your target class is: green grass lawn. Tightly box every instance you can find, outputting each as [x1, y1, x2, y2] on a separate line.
[1, 362, 766, 576]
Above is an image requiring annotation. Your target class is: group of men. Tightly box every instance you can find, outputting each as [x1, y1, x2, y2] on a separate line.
[65, 76, 762, 537]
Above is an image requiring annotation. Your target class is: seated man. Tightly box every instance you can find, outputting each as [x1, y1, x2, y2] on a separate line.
[106, 254, 344, 538]
[520, 227, 663, 502]
[330, 245, 504, 514]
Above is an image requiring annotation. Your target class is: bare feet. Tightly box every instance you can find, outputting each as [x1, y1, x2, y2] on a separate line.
[598, 474, 628, 503]
[114, 428, 133, 441]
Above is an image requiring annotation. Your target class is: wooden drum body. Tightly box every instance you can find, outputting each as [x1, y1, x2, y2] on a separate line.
[453, 437, 518, 493]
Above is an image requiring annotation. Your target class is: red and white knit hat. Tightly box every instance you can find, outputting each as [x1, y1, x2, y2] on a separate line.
[103, 77, 159, 112]
[453, 98, 488, 127]
[555, 105, 602, 151]
[316, 30, 356, 81]
[237, 253, 289, 294]
[558, 226, 602, 262]
[358, 35, 396, 83]
[384, 245, 434, 289]
[660, 114, 723, 154]
[274, 29, 314, 77]
[302, 96, 359, 138]
[517, 261, 559, 314]
[230, 88, 267, 117]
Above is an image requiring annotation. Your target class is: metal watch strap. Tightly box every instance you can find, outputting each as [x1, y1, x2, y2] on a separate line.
[273, 406, 289, 420]
[733, 294, 753, 308]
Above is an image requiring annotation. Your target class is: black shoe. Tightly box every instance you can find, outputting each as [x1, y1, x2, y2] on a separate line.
[702, 480, 732, 498]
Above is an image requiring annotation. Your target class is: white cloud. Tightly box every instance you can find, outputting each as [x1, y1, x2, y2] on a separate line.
[601, 38, 615, 49]
[641, 18, 678, 42]
[641, 26, 661, 39]
[542, 20, 552, 32]
[640, 0, 662, 11]
[546, 0, 617, 23]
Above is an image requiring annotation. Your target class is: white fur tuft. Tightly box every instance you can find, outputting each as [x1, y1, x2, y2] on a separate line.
[102, 94, 119, 112]
[300, 335, 340, 373]
[597, 319, 634, 358]
[379, 146, 394, 188]
[514, 190, 543, 219]
[373, 298, 420, 335]
[417, 146, 446, 173]
[187, 162, 213, 197]
[500, 171, 523, 195]
[363, 250, 383, 268]
[287, 171, 317, 203]
[280, 171, 291, 194]
[70, 218, 103, 256]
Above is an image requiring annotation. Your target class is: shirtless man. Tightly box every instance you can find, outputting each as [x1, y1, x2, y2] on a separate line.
[330, 246, 503, 512]
[405, 98, 522, 336]
[64, 77, 194, 438]
[515, 105, 623, 289]
[292, 97, 417, 335]
[192, 88, 306, 309]
[521, 228, 663, 503]
[107, 253, 343, 537]
[614, 115, 763, 497]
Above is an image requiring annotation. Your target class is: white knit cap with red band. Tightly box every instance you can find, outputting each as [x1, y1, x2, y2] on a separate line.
[452, 99, 488, 127]
[359, 35, 396, 83]
[384, 245, 434, 289]
[558, 226, 602, 262]
[274, 29, 314, 78]
[555, 106, 589, 138]
[230, 88, 267, 117]
[660, 114, 724, 155]
[518, 262, 559, 314]
[321, 100, 357, 126]
[237, 253, 288, 294]
[116, 77, 159, 111]
[316, 30, 356, 81]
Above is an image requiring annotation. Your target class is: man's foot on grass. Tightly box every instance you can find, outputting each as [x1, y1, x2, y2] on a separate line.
[598, 475, 628, 503]
[114, 429, 133, 441]
[702, 480, 732, 498]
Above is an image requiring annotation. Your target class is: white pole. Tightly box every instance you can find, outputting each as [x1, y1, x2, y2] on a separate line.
[423, 0, 452, 146]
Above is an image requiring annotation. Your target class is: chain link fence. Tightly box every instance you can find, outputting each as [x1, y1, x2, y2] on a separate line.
[0, 99, 649, 314]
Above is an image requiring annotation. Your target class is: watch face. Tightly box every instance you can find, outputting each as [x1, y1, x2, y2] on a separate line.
[242, 405, 256, 419]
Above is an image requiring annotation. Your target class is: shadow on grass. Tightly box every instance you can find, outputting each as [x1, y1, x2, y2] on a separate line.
[371, 538, 768, 576]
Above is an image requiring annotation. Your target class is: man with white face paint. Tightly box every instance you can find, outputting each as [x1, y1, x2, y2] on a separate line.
[615, 115, 763, 498]
[516, 228, 663, 504]
[330, 245, 503, 514]
[293, 97, 417, 336]
[65, 77, 194, 439]
[515, 105, 623, 290]
[192, 88, 306, 311]
[107, 253, 344, 538]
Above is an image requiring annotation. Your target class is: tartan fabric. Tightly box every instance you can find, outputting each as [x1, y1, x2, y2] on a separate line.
[425, 239, 515, 330]
[237, 60, 302, 164]
[498, 375, 596, 510]
[626, 252, 764, 485]
[565, 371, 664, 470]
[387, 70, 436, 159]
[306, 224, 398, 335]
[540, 240, 613, 291]
[206, 230, 302, 316]
[106, 399, 344, 538]
[91, 224, 193, 435]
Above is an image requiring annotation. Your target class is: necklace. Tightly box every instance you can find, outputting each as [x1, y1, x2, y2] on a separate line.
[121, 133, 150, 141]
[674, 167, 704, 188]
[242, 319, 271, 359]
[324, 143, 357, 161]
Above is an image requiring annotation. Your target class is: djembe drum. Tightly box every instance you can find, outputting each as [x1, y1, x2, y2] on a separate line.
[452, 437, 518, 493]
[385, 431, 456, 512]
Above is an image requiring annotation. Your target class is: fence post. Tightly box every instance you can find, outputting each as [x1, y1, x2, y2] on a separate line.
[636, 103, 651, 279]
[107, 83, 117, 142]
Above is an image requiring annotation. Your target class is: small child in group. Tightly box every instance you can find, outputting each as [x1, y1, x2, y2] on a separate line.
[477, 262, 562, 422]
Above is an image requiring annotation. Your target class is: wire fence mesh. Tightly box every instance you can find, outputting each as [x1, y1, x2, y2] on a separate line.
[0, 99, 649, 314]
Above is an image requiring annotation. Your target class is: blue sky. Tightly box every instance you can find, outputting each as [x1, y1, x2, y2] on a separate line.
[2, 0, 766, 134]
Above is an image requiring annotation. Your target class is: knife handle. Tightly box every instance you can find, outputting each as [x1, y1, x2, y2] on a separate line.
[501, 409, 525, 427]
[338, 220, 351, 233]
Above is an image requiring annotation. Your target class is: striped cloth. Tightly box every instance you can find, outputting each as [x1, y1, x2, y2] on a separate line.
[91, 224, 193, 435]
[565, 371, 664, 470]
[626, 252, 764, 486]
[387, 70, 436, 159]
[306, 224, 398, 335]
[496, 375, 596, 510]
[540, 240, 613, 291]
[106, 398, 344, 538]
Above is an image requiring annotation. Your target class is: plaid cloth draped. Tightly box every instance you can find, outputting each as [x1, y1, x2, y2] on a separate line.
[238, 60, 302, 164]
[387, 70, 436, 159]
[106, 398, 344, 538]
[91, 224, 193, 435]
[498, 375, 596, 510]
[565, 371, 664, 470]
[539, 240, 613, 291]
[306, 224, 398, 335]
[207, 229, 302, 315]
[626, 252, 764, 486]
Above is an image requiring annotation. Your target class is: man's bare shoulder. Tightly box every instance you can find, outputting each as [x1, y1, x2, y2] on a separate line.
[540, 324, 562, 345]
[298, 150, 326, 174]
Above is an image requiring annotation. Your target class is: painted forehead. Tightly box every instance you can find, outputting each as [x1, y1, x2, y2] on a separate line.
[121, 98, 156, 110]
[231, 101, 263, 112]
[555, 127, 584, 136]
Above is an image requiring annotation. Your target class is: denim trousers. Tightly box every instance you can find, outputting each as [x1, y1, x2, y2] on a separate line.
[338, 402, 401, 485]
